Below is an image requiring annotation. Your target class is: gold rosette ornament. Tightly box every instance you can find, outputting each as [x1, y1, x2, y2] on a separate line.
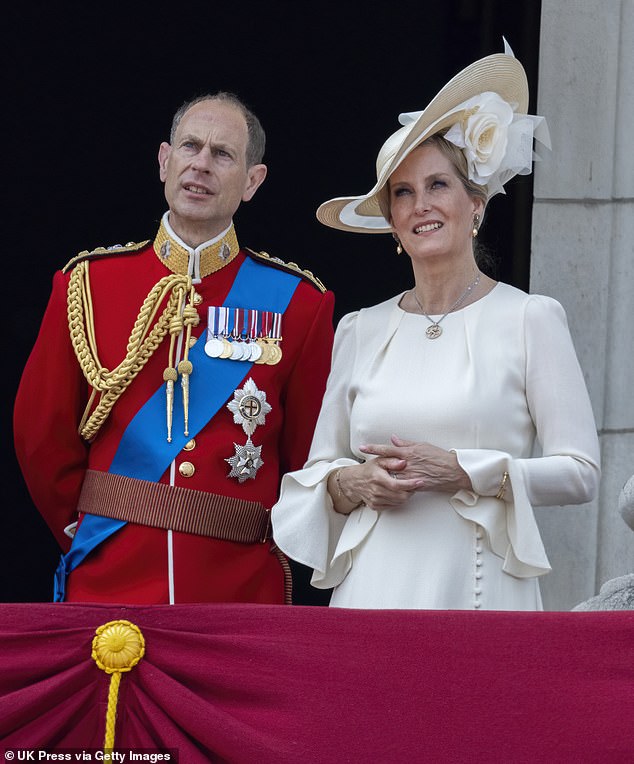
[92, 620, 145, 753]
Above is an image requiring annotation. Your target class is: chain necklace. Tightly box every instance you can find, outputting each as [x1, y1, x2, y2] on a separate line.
[412, 273, 481, 339]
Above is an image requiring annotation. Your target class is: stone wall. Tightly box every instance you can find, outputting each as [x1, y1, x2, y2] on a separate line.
[531, 0, 634, 609]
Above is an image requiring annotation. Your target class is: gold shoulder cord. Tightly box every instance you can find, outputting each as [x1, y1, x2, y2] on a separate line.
[245, 248, 327, 293]
[67, 260, 198, 442]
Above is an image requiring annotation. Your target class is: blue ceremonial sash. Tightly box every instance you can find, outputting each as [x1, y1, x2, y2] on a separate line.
[54, 255, 301, 601]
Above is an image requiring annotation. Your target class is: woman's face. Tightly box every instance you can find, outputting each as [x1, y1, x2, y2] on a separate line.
[388, 143, 483, 264]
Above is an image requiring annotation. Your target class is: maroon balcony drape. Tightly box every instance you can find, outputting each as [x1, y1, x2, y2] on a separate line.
[1, 603, 633, 762]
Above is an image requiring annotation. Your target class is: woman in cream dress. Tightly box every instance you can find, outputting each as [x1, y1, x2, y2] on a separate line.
[271, 47, 600, 610]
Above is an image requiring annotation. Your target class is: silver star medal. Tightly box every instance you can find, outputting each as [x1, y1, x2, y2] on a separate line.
[225, 378, 271, 482]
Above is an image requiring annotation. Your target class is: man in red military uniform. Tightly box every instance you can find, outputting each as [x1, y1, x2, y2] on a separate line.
[14, 92, 334, 605]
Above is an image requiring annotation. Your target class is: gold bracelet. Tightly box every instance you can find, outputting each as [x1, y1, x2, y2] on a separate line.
[496, 471, 509, 501]
[334, 468, 363, 508]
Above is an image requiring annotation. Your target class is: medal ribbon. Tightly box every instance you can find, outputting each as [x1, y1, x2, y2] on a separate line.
[54, 255, 301, 600]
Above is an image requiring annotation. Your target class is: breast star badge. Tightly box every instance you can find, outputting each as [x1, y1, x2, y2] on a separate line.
[226, 377, 272, 436]
[225, 378, 271, 482]
[225, 440, 264, 483]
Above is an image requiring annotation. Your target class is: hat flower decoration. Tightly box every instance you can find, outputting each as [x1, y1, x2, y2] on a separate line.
[440, 93, 514, 188]
[317, 40, 551, 233]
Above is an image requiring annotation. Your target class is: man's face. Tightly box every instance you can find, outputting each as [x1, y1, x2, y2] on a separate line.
[158, 99, 266, 244]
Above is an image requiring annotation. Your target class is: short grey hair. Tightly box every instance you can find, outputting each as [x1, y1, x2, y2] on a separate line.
[169, 92, 266, 167]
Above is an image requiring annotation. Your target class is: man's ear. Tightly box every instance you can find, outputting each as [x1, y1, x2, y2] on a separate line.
[158, 142, 171, 182]
[242, 164, 268, 202]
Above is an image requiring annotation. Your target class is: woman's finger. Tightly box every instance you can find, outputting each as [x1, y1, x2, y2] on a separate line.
[359, 443, 407, 459]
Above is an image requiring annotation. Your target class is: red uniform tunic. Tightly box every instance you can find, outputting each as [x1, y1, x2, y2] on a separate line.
[14, 226, 334, 604]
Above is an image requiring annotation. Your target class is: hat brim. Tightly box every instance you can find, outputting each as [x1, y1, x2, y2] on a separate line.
[317, 53, 529, 234]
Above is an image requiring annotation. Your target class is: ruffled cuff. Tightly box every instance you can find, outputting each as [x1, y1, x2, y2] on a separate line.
[272, 459, 378, 589]
[451, 449, 551, 578]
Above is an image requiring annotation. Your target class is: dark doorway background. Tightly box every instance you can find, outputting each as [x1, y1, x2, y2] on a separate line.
[3, 1, 541, 603]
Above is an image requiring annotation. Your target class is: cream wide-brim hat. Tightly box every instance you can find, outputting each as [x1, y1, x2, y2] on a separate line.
[316, 52, 529, 234]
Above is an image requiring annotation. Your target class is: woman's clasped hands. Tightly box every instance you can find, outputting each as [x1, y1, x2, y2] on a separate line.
[330, 435, 472, 514]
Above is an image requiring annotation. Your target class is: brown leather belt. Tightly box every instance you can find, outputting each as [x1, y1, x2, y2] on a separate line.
[77, 469, 271, 543]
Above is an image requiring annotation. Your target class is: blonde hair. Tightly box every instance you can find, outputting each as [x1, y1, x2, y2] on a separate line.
[380, 132, 488, 220]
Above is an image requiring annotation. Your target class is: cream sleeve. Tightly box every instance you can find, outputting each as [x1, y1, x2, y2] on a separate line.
[451, 295, 600, 578]
[272, 311, 379, 589]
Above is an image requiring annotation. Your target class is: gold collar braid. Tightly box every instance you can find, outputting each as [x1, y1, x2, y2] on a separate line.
[153, 220, 240, 277]
[68, 261, 199, 442]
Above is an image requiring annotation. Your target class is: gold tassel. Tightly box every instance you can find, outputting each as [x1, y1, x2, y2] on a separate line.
[163, 287, 186, 441]
[177, 359, 193, 436]
[163, 368, 178, 442]
[178, 288, 200, 437]
[92, 620, 145, 754]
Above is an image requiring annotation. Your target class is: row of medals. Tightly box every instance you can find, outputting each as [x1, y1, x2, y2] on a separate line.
[204, 306, 282, 366]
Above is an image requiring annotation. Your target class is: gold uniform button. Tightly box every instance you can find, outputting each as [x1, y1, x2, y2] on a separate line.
[183, 438, 196, 451]
[193, 292, 203, 305]
[179, 461, 195, 478]
[188, 336, 198, 348]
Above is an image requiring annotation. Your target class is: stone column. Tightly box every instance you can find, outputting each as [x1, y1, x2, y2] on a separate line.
[531, 0, 634, 609]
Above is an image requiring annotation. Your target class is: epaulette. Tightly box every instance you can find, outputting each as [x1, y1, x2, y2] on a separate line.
[245, 248, 327, 293]
[62, 240, 151, 274]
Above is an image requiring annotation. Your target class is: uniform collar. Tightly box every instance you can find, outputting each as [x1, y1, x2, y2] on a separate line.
[153, 213, 240, 280]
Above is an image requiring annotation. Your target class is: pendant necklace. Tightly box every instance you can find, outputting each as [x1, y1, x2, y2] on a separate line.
[412, 272, 481, 339]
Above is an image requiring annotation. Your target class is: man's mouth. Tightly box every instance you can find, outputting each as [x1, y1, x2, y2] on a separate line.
[184, 184, 211, 195]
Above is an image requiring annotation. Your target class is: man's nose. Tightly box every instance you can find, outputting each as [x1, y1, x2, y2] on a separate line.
[191, 151, 212, 172]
